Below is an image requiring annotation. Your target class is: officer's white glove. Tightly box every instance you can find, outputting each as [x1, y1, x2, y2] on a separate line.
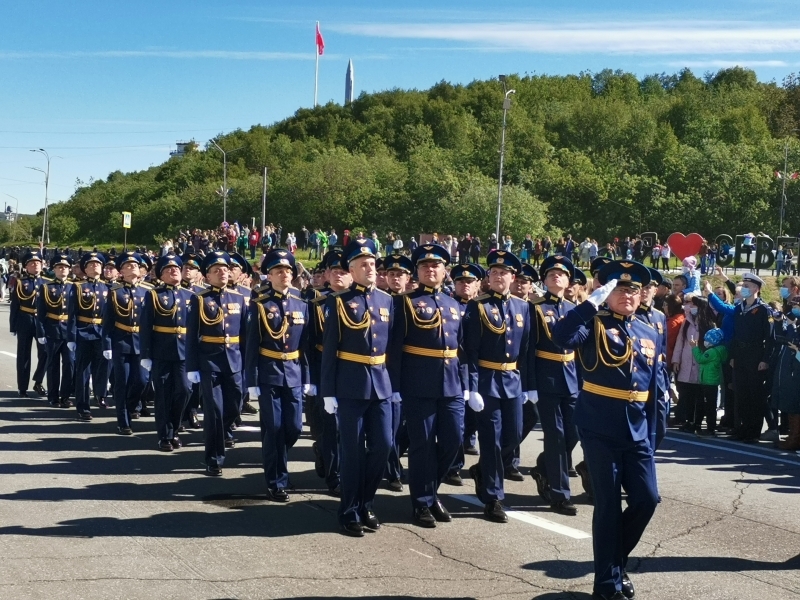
[67, 342, 76, 352]
[463, 389, 470, 402]
[390, 392, 402, 403]
[37, 337, 46, 345]
[140, 358, 152, 372]
[526, 390, 539, 404]
[587, 278, 618, 308]
[10, 332, 16, 337]
[323, 396, 338, 414]
[468, 391, 485, 412]
[303, 383, 317, 396]
[248, 386, 261, 398]
[188, 371, 201, 384]
[102, 350, 112, 360]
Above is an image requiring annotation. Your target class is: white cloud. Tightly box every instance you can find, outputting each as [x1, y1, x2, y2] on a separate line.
[331, 21, 800, 55]
[667, 60, 789, 68]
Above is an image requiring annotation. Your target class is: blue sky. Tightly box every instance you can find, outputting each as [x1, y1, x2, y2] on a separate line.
[2, 0, 799, 215]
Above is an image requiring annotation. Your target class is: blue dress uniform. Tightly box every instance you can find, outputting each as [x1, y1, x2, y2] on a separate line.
[69, 252, 111, 419]
[102, 252, 152, 432]
[389, 244, 466, 526]
[179, 254, 206, 428]
[321, 239, 394, 534]
[186, 251, 249, 474]
[528, 256, 580, 512]
[446, 263, 485, 483]
[36, 254, 75, 407]
[245, 250, 310, 499]
[10, 252, 47, 396]
[140, 254, 194, 449]
[551, 261, 660, 600]
[463, 251, 534, 520]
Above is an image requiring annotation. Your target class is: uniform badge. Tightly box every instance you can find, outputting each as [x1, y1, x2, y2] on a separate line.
[515, 313, 524, 327]
[348, 301, 358, 311]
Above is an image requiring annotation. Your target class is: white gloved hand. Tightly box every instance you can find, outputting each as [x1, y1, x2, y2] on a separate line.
[303, 383, 317, 396]
[248, 386, 261, 398]
[67, 342, 76, 352]
[10, 332, 16, 337]
[526, 390, 539, 404]
[37, 337, 46, 345]
[323, 396, 338, 414]
[468, 391, 485, 412]
[188, 371, 201, 384]
[102, 350, 112, 360]
[463, 389, 470, 402]
[588, 278, 618, 308]
[390, 392, 402, 403]
[140, 358, 152, 371]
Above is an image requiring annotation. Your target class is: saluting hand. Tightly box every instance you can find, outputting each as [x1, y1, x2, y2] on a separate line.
[588, 279, 618, 308]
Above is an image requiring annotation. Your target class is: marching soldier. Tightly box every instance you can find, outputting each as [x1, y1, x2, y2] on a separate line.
[245, 249, 311, 502]
[186, 251, 249, 476]
[321, 239, 394, 537]
[230, 252, 258, 417]
[179, 253, 204, 430]
[552, 260, 660, 600]
[36, 253, 74, 408]
[464, 250, 534, 523]
[638, 267, 670, 450]
[10, 251, 47, 398]
[527, 256, 580, 516]
[388, 244, 465, 528]
[102, 252, 152, 435]
[69, 252, 111, 420]
[139, 253, 194, 451]
[103, 260, 119, 285]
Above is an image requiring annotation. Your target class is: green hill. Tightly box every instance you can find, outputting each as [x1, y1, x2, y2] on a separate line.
[7, 67, 800, 247]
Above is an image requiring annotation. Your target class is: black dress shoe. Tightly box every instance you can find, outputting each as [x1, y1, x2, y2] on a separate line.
[568, 468, 578, 477]
[312, 442, 325, 478]
[387, 479, 403, 492]
[77, 410, 93, 421]
[575, 460, 594, 503]
[60, 398, 73, 408]
[19, 390, 28, 398]
[189, 415, 201, 429]
[50, 401, 61, 408]
[177, 425, 186, 433]
[443, 472, 463, 486]
[158, 440, 174, 452]
[413, 507, 437, 528]
[33, 383, 47, 396]
[551, 499, 578, 516]
[621, 571, 635, 599]
[170, 436, 182, 449]
[234, 415, 243, 427]
[429, 499, 452, 522]
[206, 465, 222, 477]
[504, 467, 525, 482]
[130, 411, 140, 420]
[468, 464, 483, 498]
[484, 500, 508, 523]
[341, 522, 364, 537]
[117, 427, 133, 436]
[591, 592, 627, 600]
[241, 401, 258, 414]
[328, 484, 341, 497]
[464, 444, 479, 456]
[266, 488, 290, 503]
[224, 438, 236, 448]
[530, 466, 552, 502]
[97, 398, 108, 409]
[361, 509, 381, 530]
[139, 407, 151, 418]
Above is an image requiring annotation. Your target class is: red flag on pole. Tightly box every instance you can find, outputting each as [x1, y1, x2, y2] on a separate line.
[316, 22, 325, 56]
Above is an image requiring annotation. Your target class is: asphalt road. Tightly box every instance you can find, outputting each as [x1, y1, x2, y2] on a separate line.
[0, 301, 798, 600]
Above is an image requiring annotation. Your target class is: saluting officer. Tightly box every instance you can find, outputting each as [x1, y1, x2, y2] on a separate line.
[69, 252, 111, 420]
[245, 249, 311, 502]
[139, 253, 194, 452]
[36, 253, 74, 408]
[321, 239, 394, 537]
[10, 251, 47, 398]
[102, 252, 153, 435]
[186, 251, 249, 476]
[464, 250, 534, 523]
[527, 256, 580, 516]
[444, 262, 484, 486]
[389, 244, 465, 528]
[552, 260, 660, 600]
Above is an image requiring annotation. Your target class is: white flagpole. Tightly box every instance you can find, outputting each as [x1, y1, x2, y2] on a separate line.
[314, 21, 319, 107]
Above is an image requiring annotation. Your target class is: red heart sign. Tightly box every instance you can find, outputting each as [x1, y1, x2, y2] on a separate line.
[666, 232, 704, 260]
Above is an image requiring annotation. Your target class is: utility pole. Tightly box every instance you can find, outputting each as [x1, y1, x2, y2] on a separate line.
[495, 76, 516, 242]
[209, 139, 243, 224]
[28, 148, 56, 245]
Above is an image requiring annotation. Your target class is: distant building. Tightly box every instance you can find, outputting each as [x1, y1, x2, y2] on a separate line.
[170, 140, 196, 158]
[345, 59, 354, 105]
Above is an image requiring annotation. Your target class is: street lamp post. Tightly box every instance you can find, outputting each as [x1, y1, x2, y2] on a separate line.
[495, 76, 515, 242]
[28, 148, 53, 245]
[209, 139, 244, 224]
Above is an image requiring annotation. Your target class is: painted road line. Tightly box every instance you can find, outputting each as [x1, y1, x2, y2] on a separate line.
[0, 351, 16, 358]
[450, 494, 591, 539]
[664, 434, 800, 467]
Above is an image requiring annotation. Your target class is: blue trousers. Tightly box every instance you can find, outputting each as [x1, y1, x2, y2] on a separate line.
[113, 353, 147, 428]
[317, 399, 340, 489]
[201, 370, 242, 468]
[449, 403, 478, 475]
[537, 393, 578, 502]
[258, 384, 303, 490]
[405, 396, 464, 509]
[337, 397, 392, 525]
[15, 317, 46, 392]
[475, 394, 523, 502]
[655, 395, 669, 449]
[580, 429, 659, 597]
[74, 339, 109, 413]
[385, 401, 404, 481]
[152, 360, 190, 442]
[45, 339, 74, 404]
[505, 399, 540, 470]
